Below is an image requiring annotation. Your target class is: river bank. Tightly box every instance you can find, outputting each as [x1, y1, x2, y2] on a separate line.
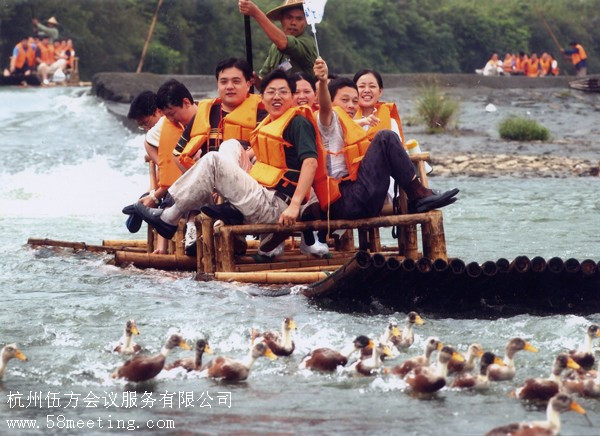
[92, 72, 599, 178]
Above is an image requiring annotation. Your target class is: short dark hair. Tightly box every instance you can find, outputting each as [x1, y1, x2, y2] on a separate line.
[328, 78, 357, 100]
[569, 41, 578, 46]
[353, 69, 384, 89]
[289, 72, 316, 92]
[215, 58, 252, 81]
[156, 79, 194, 110]
[260, 69, 296, 94]
[127, 91, 157, 120]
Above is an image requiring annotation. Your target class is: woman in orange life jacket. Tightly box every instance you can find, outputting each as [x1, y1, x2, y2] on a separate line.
[313, 57, 459, 220]
[527, 53, 541, 77]
[290, 71, 329, 257]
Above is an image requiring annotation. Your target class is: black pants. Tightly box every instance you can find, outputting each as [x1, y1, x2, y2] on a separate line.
[330, 130, 416, 220]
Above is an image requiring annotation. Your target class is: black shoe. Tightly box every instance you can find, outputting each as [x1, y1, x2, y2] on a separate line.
[200, 202, 244, 225]
[409, 188, 459, 213]
[125, 213, 143, 233]
[134, 202, 178, 239]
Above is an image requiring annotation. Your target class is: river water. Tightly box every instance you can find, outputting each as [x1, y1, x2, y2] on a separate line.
[0, 86, 599, 435]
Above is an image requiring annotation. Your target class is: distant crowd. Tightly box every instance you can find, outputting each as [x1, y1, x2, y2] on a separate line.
[3, 16, 76, 85]
[478, 42, 588, 77]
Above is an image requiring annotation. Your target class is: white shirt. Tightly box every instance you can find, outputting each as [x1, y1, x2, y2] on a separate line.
[145, 116, 165, 148]
[317, 111, 348, 180]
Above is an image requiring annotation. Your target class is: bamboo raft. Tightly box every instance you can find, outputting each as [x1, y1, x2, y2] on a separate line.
[26, 153, 600, 316]
[569, 76, 600, 92]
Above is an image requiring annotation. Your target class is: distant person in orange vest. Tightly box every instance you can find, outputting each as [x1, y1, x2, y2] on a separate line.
[549, 53, 560, 76]
[562, 41, 587, 76]
[8, 37, 33, 76]
[32, 17, 59, 43]
[527, 53, 540, 77]
[35, 35, 67, 85]
[502, 53, 515, 75]
[514, 52, 528, 75]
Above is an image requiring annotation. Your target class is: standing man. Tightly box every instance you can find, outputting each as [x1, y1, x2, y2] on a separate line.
[32, 17, 59, 43]
[239, 0, 317, 85]
[562, 41, 587, 76]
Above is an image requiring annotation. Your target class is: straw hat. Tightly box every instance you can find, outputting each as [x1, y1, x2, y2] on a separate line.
[266, 0, 304, 21]
[47, 17, 59, 26]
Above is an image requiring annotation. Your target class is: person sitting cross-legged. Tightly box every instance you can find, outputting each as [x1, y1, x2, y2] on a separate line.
[134, 69, 334, 257]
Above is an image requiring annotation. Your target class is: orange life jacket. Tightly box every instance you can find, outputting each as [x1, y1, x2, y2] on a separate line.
[178, 94, 262, 169]
[527, 59, 540, 77]
[13, 43, 29, 69]
[539, 57, 551, 75]
[515, 56, 528, 73]
[26, 45, 36, 67]
[38, 42, 54, 65]
[157, 117, 184, 188]
[503, 55, 515, 73]
[355, 102, 405, 146]
[250, 106, 341, 211]
[328, 106, 373, 182]
[572, 44, 587, 65]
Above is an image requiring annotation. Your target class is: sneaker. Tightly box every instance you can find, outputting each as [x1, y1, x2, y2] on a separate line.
[184, 222, 197, 256]
[43, 78, 49, 85]
[300, 231, 329, 257]
[257, 241, 285, 258]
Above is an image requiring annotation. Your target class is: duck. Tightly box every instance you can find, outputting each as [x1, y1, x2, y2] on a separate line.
[387, 337, 442, 378]
[390, 311, 424, 351]
[253, 317, 296, 356]
[485, 393, 588, 436]
[0, 344, 28, 380]
[354, 341, 393, 376]
[299, 335, 371, 372]
[451, 352, 505, 390]
[405, 345, 464, 394]
[563, 359, 600, 398]
[360, 322, 401, 360]
[111, 334, 189, 382]
[487, 337, 538, 381]
[568, 324, 600, 370]
[199, 342, 277, 381]
[165, 339, 213, 371]
[113, 320, 141, 354]
[515, 353, 580, 403]
[448, 343, 484, 374]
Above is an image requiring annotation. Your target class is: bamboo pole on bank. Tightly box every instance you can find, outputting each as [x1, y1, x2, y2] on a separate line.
[136, 0, 164, 73]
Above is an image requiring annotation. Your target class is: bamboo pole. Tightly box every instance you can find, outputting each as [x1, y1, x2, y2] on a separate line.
[481, 261, 498, 277]
[136, 0, 164, 73]
[215, 271, 327, 284]
[421, 212, 447, 261]
[509, 256, 531, 274]
[200, 214, 216, 274]
[466, 261, 482, 278]
[417, 257, 432, 273]
[234, 256, 350, 272]
[580, 259, 597, 276]
[234, 251, 350, 264]
[386, 256, 401, 271]
[565, 258, 581, 274]
[102, 240, 147, 248]
[195, 220, 204, 273]
[450, 258, 466, 274]
[372, 253, 386, 268]
[433, 258, 448, 273]
[26, 238, 148, 254]
[401, 257, 416, 272]
[531, 256, 547, 273]
[114, 251, 197, 270]
[548, 257, 564, 274]
[496, 258, 510, 273]
[531, 1, 563, 52]
[268, 265, 340, 273]
[219, 227, 236, 272]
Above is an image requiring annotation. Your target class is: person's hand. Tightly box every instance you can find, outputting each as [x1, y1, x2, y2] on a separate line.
[356, 111, 380, 128]
[278, 203, 300, 226]
[313, 57, 328, 81]
[239, 0, 259, 17]
[140, 196, 158, 208]
[32, 18, 38, 25]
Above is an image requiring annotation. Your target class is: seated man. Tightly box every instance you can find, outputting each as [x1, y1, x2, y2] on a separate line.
[313, 57, 458, 220]
[134, 69, 329, 255]
[9, 37, 34, 76]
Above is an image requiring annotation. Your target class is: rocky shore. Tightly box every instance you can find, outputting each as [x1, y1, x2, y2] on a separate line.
[92, 72, 599, 178]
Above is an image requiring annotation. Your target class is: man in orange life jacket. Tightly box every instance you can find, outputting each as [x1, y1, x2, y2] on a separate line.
[562, 41, 587, 76]
[134, 69, 323, 250]
[9, 37, 34, 76]
[313, 57, 458, 220]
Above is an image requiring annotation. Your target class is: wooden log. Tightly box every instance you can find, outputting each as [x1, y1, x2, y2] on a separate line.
[531, 256, 547, 273]
[496, 258, 510, 273]
[548, 257, 564, 274]
[565, 258, 581, 274]
[199, 214, 216, 274]
[215, 271, 327, 284]
[114, 251, 196, 270]
[580, 259, 598, 276]
[102, 240, 147, 248]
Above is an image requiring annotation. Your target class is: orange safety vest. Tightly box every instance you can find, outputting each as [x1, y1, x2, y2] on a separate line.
[327, 106, 373, 182]
[13, 43, 29, 69]
[38, 43, 54, 65]
[250, 106, 341, 211]
[539, 57, 551, 75]
[178, 94, 262, 169]
[503, 55, 515, 74]
[527, 59, 540, 77]
[157, 117, 184, 188]
[515, 56, 528, 73]
[26, 45, 36, 67]
[572, 44, 587, 65]
[355, 102, 405, 146]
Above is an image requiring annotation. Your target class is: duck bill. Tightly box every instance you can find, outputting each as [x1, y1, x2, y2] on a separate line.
[451, 351, 465, 363]
[596, 330, 600, 337]
[414, 315, 425, 325]
[493, 356, 505, 366]
[383, 346, 393, 357]
[477, 349, 484, 357]
[567, 357, 581, 370]
[264, 348, 278, 361]
[390, 326, 401, 337]
[131, 326, 140, 336]
[16, 350, 28, 361]
[288, 320, 297, 330]
[524, 342, 538, 352]
[204, 345, 214, 355]
[570, 401, 586, 415]
[179, 341, 191, 350]
[437, 342, 444, 350]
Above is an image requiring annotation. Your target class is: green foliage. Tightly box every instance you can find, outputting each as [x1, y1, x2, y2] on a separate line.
[0, 0, 597, 79]
[416, 84, 459, 133]
[499, 116, 550, 141]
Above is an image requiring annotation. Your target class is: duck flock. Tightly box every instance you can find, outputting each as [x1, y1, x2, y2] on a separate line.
[3, 314, 600, 435]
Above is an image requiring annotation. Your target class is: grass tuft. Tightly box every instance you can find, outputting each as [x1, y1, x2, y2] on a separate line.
[416, 84, 459, 133]
[498, 116, 549, 141]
